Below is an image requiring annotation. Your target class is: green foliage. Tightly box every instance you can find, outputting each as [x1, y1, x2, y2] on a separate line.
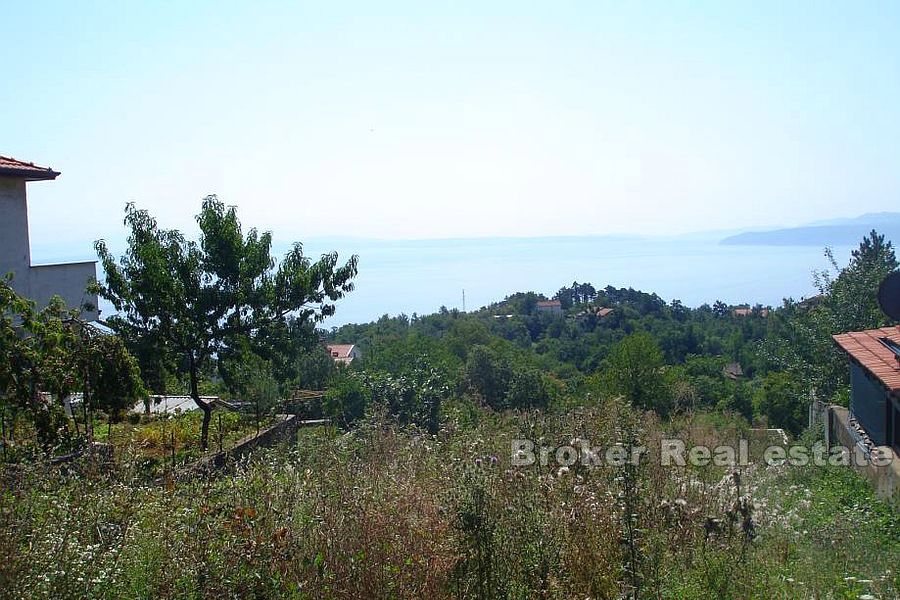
[226, 352, 279, 416]
[753, 371, 807, 434]
[505, 368, 551, 411]
[0, 279, 145, 447]
[464, 345, 551, 411]
[95, 197, 358, 447]
[289, 344, 337, 391]
[76, 327, 147, 421]
[758, 230, 897, 404]
[464, 345, 512, 409]
[323, 373, 367, 427]
[3, 407, 896, 598]
[598, 332, 672, 415]
[357, 364, 449, 433]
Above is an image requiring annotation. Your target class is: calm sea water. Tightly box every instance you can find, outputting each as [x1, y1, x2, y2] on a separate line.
[33, 234, 856, 327]
[301, 235, 856, 327]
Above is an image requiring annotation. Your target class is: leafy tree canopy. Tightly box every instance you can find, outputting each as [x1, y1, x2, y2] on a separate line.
[95, 196, 358, 448]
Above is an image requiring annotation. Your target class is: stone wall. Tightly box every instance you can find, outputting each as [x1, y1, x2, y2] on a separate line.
[827, 404, 899, 502]
[185, 415, 328, 477]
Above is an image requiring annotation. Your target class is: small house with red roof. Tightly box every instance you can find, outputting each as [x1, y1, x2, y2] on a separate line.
[0, 156, 98, 319]
[536, 299, 563, 315]
[833, 326, 900, 455]
[326, 343, 361, 365]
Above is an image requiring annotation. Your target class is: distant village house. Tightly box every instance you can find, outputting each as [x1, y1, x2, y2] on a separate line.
[326, 344, 361, 365]
[0, 156, 98, 320]
[536, 299, 563, 315]
[833, 327, 900, 455]
[575, 306, 614, 322]
[732, 306, 769, 318]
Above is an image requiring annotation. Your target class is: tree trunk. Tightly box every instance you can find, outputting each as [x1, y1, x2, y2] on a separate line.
[188, 356, 212, 450]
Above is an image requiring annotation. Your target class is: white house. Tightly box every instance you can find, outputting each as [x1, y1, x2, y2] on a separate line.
[326, 344, 361, 365]
[0, 156, 98, 320]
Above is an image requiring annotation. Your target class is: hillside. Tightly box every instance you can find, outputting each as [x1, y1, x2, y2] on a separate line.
[721, 213, 900, 246]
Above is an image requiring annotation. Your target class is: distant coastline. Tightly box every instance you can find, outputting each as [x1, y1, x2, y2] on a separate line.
[720, 212, 900, 246]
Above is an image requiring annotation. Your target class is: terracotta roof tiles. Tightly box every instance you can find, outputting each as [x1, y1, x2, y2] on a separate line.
[833, 326, 900, 393]
[326, 344, 355, 358]
[0, 156, 59, 181]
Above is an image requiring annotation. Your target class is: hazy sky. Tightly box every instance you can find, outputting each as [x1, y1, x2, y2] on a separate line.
[3, 1, 900, 251]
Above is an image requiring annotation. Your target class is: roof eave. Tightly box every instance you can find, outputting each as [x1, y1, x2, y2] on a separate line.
[0, 168, 60, 181]
[833, 335, 900, 398]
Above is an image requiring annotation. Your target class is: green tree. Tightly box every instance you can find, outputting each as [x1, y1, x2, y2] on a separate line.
[761, 230, 898, 402]
[95, 197, 358, 449]
[464, 345, 511, 409]
[0, 279, 145, 447]
[599, 332, 671, 415]
[505, 368, 550, 410]
[360, 365, 447, 432]
[0, 283, 73, 446]
[290, 344, 337, 391]
[821, 230, 898, 332]
[323, 373, 368, 427]
[753, 371, 806, 434]
[74, 324, 147, 427]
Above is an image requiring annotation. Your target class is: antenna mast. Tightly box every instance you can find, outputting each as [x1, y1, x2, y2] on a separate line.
[462, 289, 466, 312]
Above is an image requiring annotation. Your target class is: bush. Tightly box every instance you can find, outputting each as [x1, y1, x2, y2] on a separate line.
[505, 368, 550, 410]
[464, 345, 511, 409]
[753, 371, 807, 434]
[359, 367, 447, 433]
[323, 374, 368, 427]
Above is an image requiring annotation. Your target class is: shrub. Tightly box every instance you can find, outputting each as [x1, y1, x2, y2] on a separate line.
[323, 374, 367, 427]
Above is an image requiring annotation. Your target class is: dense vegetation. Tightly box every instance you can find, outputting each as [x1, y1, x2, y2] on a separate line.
[1, 200, 898, 599]
[2, 407, 897, 598]
[327, 230, 898, 436]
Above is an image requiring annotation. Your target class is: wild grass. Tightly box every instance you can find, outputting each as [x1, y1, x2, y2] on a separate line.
[0, 401, 897, 599]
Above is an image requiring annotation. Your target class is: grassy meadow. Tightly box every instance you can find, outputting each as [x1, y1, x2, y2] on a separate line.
[1, 401, 897, 599]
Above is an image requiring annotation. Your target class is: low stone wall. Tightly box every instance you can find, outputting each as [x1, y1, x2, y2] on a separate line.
[827, 405, 899, 501]
[185, 415, 328, 478]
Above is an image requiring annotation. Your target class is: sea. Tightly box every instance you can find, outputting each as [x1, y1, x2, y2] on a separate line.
[31, 234, 857, 328]
[299, 234, 856, 327]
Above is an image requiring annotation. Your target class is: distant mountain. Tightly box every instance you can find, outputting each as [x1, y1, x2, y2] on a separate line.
[720, 213, 900, 246]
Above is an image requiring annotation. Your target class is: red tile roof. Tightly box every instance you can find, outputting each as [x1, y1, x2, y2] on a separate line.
[326, 344, 355, 358]
[326, 344, 358, 365]
[0, 156, 60, 181]
[833, 327, 900, 393]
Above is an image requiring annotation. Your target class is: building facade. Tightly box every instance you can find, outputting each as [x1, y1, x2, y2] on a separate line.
[536, 300, 563, 315]
[833, 326, 900, 455]
[326, 344, 361, 365]
[0, 156, 98, 320]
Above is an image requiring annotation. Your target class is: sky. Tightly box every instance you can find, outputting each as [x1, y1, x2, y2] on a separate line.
[3, 1, 900, 255]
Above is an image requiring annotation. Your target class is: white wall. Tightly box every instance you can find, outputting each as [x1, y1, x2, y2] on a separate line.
[0, 176, 99, 320]
[0, 178, 32, 295]
[30, 262, 99, 320]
